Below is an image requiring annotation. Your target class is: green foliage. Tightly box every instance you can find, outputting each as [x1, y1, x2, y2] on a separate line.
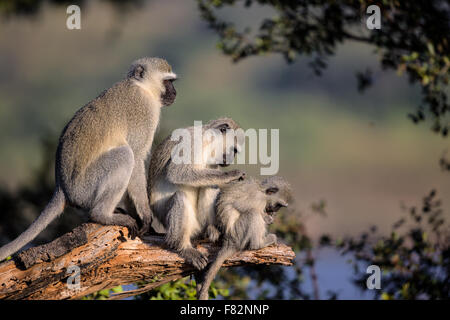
[82, 286, 123, 300]
[134, 277, 229, 300]
[0, 256, 12, 263]
[197, 0, 450, 136]
[334, 190, 450, 299]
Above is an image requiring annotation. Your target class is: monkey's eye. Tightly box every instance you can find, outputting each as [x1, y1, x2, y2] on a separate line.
[266, 187, 279, 195]
[219, 124, 229, 133]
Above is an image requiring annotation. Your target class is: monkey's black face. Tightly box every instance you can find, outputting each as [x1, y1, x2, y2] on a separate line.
[219, 146, 239, 167]
[161, 79, 177, 106]
[264, 201, 287, 224]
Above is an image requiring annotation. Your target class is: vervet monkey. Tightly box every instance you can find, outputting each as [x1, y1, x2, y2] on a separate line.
[0, 57, 177, 262]
[149, 118, 245, 270]
[196, 176, 292, 300]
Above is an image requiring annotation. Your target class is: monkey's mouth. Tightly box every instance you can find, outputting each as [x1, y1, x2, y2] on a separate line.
[265, 203, 286, 215]
[265, 206, 275, 215]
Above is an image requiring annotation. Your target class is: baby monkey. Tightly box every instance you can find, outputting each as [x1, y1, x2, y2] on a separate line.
[197, 176, 292, 300]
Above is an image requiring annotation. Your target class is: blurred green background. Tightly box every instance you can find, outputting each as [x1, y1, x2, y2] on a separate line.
[1, 0, 448, 240]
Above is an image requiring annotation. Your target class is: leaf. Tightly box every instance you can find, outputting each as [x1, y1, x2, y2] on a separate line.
[111, 286, 123, 293]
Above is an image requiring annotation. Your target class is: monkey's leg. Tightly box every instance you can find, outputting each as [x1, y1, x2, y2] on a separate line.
[86, 146, 139, 238]
[127, 159, 152, 235]
[165, 191, 208, 270]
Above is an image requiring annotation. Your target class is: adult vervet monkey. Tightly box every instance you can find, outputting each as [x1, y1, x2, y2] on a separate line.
[0, 57, 177, 262]
[196, 176, 292, 299]
[149, 118, 245, 270]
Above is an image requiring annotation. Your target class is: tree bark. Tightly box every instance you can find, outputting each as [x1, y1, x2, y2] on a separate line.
[0, 223, 295, 300]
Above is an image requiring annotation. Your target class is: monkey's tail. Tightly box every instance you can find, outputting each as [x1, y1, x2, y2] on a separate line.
[197, 246, 236, 300]
[0, 187, 66, 262]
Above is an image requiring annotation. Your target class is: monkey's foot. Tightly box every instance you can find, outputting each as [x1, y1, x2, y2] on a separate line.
[182, 248, 208, 270]
[117, 216, 139, 240]
[138, 215, 152, 237]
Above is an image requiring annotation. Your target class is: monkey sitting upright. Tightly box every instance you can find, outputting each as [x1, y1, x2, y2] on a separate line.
[148, 118, 245, 270]
[0, 57, 177, 262]
[196, 176, 292, 300]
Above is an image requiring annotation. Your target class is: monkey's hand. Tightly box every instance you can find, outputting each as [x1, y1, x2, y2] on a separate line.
[225, 170, 246, 182]
[265, 233, 278, 247]
[205, 225, 221, 243]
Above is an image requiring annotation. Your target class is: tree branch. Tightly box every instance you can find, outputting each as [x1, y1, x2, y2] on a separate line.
[0, 223, 295, 300]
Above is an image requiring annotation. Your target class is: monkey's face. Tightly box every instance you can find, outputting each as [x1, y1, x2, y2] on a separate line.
[161, 78, 177, 106]
[203, 118, 243, 167]
[264, 193, 288, 224]
[127, 57, 177, 107]
[262, 176, 292, 224]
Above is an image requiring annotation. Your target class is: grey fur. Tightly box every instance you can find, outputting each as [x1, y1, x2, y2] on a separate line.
[197, 176, 292, 299]
[148, 118, 245, 270]
[0, 57, 176, 262]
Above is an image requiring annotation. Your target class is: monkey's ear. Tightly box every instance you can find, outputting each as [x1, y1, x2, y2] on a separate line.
[133, 65, 145, 80]
[265, 187, 279, 195]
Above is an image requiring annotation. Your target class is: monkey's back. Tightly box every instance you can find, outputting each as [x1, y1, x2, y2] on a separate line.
[56, 80, 155, 190]
[215, 178, 267, 249]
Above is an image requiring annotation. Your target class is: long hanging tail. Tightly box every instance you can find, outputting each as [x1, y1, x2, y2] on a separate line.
[0, 187, 66, 262]
[197, 246, 236, 300]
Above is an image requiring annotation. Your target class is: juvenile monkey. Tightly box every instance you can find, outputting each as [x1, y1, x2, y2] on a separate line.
[0, 57, 177, 262]
[149, 118, 245, 270]
[196, 176, 292, 300]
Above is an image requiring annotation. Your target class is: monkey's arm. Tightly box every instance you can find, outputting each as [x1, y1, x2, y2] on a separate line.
[166, 163, 244, 187]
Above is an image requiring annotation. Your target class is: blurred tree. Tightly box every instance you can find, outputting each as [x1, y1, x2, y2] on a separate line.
[0, 0, 145, 17]
[330, 190, 450, 299]
[2, 1, 448, 136]
[0, 135, 85, 247]
[196, 0, 450, 136]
